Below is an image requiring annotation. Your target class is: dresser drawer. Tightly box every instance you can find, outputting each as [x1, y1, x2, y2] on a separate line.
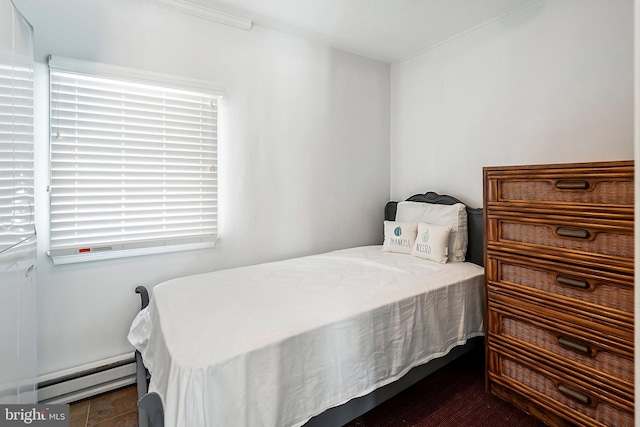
[487, 305, 634, 390]
[486, 215, 633, 274]
[488, 289, 633, 346]
[486, 253, 633, 329]
[484, 161, 634, 218]
[489, 352, 634, 427]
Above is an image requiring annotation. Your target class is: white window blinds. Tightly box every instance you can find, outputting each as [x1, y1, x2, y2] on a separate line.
[0, 63, 34, 253]
[48, 56, 223, 264]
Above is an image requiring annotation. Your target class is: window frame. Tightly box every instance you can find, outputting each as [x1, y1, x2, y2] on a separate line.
[47, 56, 224, 265]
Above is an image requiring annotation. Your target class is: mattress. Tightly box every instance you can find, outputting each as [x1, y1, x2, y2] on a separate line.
[128, 245, 485, 427]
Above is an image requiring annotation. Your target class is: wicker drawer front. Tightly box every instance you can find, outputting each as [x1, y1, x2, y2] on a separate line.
[485, 162, 634, 210]
[497, 260, 633, 315]
[495, 178, 633, 206]
[500, 357, 633, 427]
[502, 317, 633, 385]
[490, 218, 633, 268]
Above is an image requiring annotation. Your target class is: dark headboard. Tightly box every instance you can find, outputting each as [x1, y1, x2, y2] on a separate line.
[384, 191, 484, 267]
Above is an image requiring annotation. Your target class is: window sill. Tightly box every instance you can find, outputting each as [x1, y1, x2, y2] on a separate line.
[47, 237, 218, 265]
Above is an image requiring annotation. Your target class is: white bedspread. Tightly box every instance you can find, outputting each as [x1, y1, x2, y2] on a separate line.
[128, 246, 484, 427]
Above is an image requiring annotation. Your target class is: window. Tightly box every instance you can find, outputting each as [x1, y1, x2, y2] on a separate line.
[48, 56, 223, 265]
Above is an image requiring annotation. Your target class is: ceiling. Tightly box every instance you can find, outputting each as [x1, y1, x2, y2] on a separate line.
[186, 0, 539, 63]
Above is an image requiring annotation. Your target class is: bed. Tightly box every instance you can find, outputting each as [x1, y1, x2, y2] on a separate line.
[128, 192, 485, 427]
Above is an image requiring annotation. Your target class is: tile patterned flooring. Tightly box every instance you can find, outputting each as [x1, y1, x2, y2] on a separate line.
[70, 385, 138, 427]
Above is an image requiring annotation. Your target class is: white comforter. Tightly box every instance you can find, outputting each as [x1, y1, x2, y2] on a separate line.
[128, 246, 484, 427]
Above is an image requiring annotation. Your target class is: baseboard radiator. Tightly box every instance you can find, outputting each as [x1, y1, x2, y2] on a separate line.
[37, 354, 136, 404]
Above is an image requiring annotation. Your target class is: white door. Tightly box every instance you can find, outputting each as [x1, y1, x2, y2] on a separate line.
[0, 0, 36, 404]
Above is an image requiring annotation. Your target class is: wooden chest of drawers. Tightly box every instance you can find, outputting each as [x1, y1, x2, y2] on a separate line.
[483, 161, 634, 427]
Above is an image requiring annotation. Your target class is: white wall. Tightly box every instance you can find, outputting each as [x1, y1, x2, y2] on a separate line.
[390, 0, 634, 208]
[13, 0, 390, 376]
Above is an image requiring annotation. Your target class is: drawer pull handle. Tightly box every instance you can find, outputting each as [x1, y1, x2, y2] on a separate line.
[556, 227, 590, 239]
[556, 275, 590, 289]
[558, 383, 591, 406]
[557, 336, 591, 355]
[556, 180, 589, 190]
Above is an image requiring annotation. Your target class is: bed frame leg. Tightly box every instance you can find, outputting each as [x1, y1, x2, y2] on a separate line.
[135, 350, 150, 427]
[134, 286, 165, 427]
[139, 392, 164, 427]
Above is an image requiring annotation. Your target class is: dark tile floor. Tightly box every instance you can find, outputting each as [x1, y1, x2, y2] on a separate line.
[70, 385, 138, 427]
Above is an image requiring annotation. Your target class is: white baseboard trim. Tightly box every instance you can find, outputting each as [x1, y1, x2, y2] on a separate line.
[38, 353, 136, 404]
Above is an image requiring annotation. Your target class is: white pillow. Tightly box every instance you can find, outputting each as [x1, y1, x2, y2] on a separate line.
[382, 221, 418, 255]
[412, 222, 452, 263]
[395, 201, 468, 262]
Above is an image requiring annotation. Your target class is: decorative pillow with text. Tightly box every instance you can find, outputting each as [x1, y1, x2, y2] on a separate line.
[411, 222, 452, 263]
[382, 221, 418, 255]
